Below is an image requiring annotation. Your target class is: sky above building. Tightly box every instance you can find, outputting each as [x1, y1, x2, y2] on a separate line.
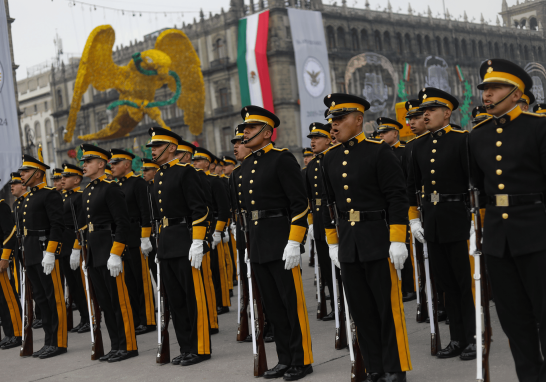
[11, 0, 513, 79]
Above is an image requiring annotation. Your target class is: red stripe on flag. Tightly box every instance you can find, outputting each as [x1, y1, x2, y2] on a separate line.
[255, 11, 276, 140]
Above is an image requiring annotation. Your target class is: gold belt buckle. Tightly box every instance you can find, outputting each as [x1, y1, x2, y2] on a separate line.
[251, 211, 259, 221]
[496, 194, 509, 207]
[316, 199, 322, 206]
[88, 222, 94, 232]
[349, 210, 360, 222]
[430, 194, 440, 203]
[162, 216, 169, 227]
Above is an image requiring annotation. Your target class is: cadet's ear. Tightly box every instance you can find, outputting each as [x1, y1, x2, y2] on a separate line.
[167, 144, 177, 153]
[98, 160, 105, 169]
[445, 107, 452, 119]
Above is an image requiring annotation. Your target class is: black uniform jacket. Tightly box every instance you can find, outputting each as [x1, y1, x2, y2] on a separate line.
[391, 141, 406, 177]
[152, 159, 209, 259]
[406, 125, 471, 244]
[207, 171, 230, 233]
[0, 200, 16, 261]
[83, 174, 130, 267]
[470, 108, 546, 257]
[321, 133, 408, 263]
[60, 187, 85, 257]
[239, 143, 309, 264]
[305, 152, 327, 242]
[22, 182, 64, 266]
[117, 172, 152, 248]
[12, 193, 27, 262]
[146, 179, 160, 226]
[230, 165, 247, 254]
[196, 168, 214, 244]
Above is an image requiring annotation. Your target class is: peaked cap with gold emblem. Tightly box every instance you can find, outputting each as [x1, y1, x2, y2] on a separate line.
[323, 93, 370, 120]
[418, 87, 459, 111]
[478, 58, 532, 93]
[240, 105, 280, 128]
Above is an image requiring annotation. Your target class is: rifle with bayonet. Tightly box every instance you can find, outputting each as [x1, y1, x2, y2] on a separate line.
[313, 240, 326, 320]
[65, 276, 74, 331]
[70, 199, 104, 360]
[148, 193, 170, 364]
[467, 137, 491, 382]
[15, 208, 33, 357]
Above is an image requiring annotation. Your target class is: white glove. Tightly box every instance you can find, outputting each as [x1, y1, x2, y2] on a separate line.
[230, 222, 237, 239]
[282, 240, 301, 270]
[308, 224, 314, 241]
[107, 254, 123, 277]
[410, 218, 426, 243]
[212, 231, 222, 249]
[140, 237, 153, 257]
[222, 232, 229, 243]
[188, 239, 204, 269]
[70, 249, 80, 270]
[245, 249, 251, 278]
[389, 242, 408, 280]
[42, 251, 56, 275]
[328, 243, 340, 268]
[154, 255, 159, 264]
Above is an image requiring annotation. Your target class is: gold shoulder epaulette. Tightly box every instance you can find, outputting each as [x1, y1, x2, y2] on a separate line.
[302, 167, 307, 170]
[472, 117, 493, 130]
[45, 187, 54, 190]
[406, 137, 416, 144]
[233, 164, 241, 170]
[77, 190, 83, 193]
[451, 129, 468, 134]
[176, 163, 189, 167]
[523, 111, 546, 118]
[272, 147, 288, 152]
[0, 199, 4, 204]
[104, 180, 112, 183]
[326, 143, 342, 152]
[414, 131, 431, 139]
[208, 173, 218, 177]
[365, 138, 383, 144]
[400, 144, 406, 147]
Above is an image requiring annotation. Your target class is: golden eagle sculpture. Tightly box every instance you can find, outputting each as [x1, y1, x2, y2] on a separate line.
[64, 25, 205, 142]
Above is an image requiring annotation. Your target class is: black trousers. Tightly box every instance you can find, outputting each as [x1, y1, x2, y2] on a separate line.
[401, 244, 415, 294]
[341, 258, 412, 373]
[0, 270, 22, 337]
[314, 239, 334, 312]
[59, 256, 89, 324]
[124, 247, 155, 327]
[252, 260, 313, 366]
[210, 245, 230, 308]
[427, 240, 475, 344]
[26, 260, 67, 348]
[160, 256, 210, 355]
[89, 264, 137, 351]
[486, 249, 546, 382]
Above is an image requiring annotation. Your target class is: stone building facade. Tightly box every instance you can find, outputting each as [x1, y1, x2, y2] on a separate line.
[45, 0, 546, 168]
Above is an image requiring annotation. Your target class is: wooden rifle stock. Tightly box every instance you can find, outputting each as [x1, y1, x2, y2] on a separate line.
[335, 273, 348, 350]
[413, 240, 428, 323]
[350, 321, 365, 382]
[156, 278, 170, 364]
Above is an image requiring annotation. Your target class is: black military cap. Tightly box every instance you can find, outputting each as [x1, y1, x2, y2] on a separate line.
[478, 59, 532, 93]
[176, 139, 196, 155]
[146, 126, 182, 147]
[213, 156, 223, 166]
[519, 89, 535, 106]
[323, 93, 370, 120]
[51, 168, 63, 179]
[141, 158, 159, 171]
[376, 117, 403, 132]
[109, 148, 135, 164]
[20, 154, 50, 171]
[472, 106, 491, 124]
[231, 124, 245, 144]
[80, 144, 110, 162]
[405, 99, 423, 118]
[533, 103, 546, 114]
[193, 147, 214, 163]
[302, 148, 314, 157]
[223, 156, 237, 166]
[104, 164, 112, 176]
[240, 105, 280, 128]
[62, 163, 84, 177]
[418, 87, 459, 111]
[7, 172, 22, 184]
[307, 122, 331, 139]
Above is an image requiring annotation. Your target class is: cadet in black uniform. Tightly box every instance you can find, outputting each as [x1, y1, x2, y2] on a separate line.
[301, 148, 314, 268]
[407, 88, 476, 360]
[141, 158, 159, 284]
[104, 165, 113, 181]
[59, 164, 90, 334]
[193, 147, 231, 315]
[19, 155, 67, 359]
[80, 144, 137, 362]
[146, 127, 211, 366]
[533, 103, 546, 114]
[471, 106, 491, 125]
[516, 88, 535, 112]
[0, 192, 22, 350]
[470, 59, 546, 382]
[239, 106, 313, 380]
[110, 149, 156, 335]
[322, 94, 411, 382]
[51, 168, 63, 192]
[304, 123, 335, 320]
[9, 173, 28, 313]
[223, 155, 239, 287]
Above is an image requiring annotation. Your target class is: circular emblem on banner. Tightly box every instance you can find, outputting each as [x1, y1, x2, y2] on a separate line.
[303, 57, 325, 98]
[249, 70, 258, 84]
[0, 61, 4, 93]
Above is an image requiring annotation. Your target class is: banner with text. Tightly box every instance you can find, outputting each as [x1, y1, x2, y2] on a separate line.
[288, 8, 332, 147]
[0, 3, 22, 189]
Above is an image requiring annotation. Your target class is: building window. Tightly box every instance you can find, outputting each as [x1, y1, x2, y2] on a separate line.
[539, 47, 543, 62]
[351, 29, 359, 51]
[221, 126, 231, 152]
[44, 101, 48, 111]
[416, 35, 423, 54]
[213, 38, 226, 60]
[219, 88, 229, 108]
[57, 89, 63, 108]
[383, 31, 391, 51]
[396, 33, 403, 55]
[404, 34, 412, 54]
[472, 41, 477, 57]
[374, 30, 382, 51]
[436, 36, 442, 55]
[424, 36, 431, 54]
[327, 26, 336, 49]
[453, 39, 460, 57]
[337, 27, 346, 49]
[360, 29, 368, 50]
[443, 37, 450, 56]
[530, 17, 538, 31]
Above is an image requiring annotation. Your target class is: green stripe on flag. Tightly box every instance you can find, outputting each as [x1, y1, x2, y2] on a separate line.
[237, 18, 250, 107]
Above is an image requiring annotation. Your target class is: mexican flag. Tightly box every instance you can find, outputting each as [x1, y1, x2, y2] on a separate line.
[237, 11, 276, 139]
[456, 65, 465, 82]
[403, 63, 411, 82]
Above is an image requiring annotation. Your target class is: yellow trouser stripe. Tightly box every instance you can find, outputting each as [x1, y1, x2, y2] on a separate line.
[230, 233, 237, 280]
[191, 267, 210, 354]
[116, 263, 137, 351]
[13, 261, 18, 294]
[0, 272, 22, 336]
[51, 260, 67, 347]
[388, 260, 412, 371]
[202, 253, 218, 329]
[216, 244, 231, 306]
[140, 249, 156, 325]
[223, 241, 233, 290]
[291, 265, 314, 365]
[80, 257, 88, 302]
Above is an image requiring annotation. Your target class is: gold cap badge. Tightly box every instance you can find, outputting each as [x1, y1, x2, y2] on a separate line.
[487, 67, 493, 74]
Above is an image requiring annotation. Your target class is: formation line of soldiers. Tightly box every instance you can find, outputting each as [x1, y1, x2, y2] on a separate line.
[0, 56, 544, 382]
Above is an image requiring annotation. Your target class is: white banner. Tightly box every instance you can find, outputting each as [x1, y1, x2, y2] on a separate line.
[288, 8, 332, 147]
[0, 2, 21, 189]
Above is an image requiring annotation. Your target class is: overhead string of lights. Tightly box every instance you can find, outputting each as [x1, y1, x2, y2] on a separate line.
[63, 0, 201, 16]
